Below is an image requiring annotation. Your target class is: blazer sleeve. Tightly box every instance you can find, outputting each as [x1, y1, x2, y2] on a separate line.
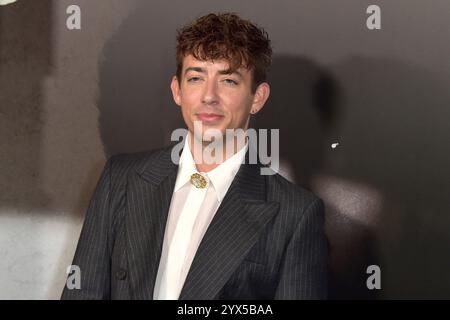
[61, 157, 114, 300]
[274, 198, 329, 299]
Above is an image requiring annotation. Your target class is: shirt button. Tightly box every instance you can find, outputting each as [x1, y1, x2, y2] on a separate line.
[116, 269, 127, 280]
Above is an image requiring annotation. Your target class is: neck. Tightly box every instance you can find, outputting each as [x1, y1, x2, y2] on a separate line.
[188, 133, 247, 173]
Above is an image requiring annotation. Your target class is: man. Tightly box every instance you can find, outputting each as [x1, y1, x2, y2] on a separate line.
[62, 12, 328, 300]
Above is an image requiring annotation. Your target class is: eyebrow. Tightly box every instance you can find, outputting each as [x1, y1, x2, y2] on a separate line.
[184, 67, 243, 79]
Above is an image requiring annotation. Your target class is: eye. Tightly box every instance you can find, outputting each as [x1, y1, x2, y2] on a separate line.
[187, 76, 202, 82]
[223, 79, 238, 86]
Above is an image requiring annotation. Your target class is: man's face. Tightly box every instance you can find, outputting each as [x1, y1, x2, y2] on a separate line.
[171, 54, 270, 143]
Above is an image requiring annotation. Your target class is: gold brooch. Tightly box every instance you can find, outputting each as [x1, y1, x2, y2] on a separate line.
[190, 173, 208, 189]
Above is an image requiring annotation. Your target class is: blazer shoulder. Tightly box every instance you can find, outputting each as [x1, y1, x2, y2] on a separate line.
[266, 172, 323, 212]
[107, 146, 172, 173]
[106, 144, 173, 182]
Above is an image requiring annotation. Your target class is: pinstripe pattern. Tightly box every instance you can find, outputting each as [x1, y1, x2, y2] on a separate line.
[61, 145, 328, 300]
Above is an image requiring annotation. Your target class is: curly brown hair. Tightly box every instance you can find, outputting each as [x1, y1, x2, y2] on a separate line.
[176, 13, 272, 93]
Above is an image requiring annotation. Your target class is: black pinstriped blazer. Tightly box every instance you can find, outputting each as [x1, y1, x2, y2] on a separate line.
[61, 144, 328, 300]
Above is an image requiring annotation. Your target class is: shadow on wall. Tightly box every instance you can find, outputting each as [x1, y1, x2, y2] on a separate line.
[256, 55, 380, 299]
[258, 55, 450, 299]
[0, 0, 53, 211]
[97, 0, 185, 158]
[328, 58, 450, 299]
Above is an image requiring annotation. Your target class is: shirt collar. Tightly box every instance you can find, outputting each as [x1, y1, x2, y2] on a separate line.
[173, 133, 248, 202]
[173, 134, 198, 192]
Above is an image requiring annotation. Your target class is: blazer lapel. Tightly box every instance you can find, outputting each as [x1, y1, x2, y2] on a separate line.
[179, 156, 280, 300]
[125, 147, 177, 299]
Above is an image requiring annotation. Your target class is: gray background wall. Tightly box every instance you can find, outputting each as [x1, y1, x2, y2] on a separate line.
[1, 0, 449, 299]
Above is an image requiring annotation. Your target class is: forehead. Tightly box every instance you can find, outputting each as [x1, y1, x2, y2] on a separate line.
[182, 54, 250, 75]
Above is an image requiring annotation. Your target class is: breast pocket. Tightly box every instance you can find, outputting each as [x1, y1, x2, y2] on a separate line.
[218, 258, 276, 299]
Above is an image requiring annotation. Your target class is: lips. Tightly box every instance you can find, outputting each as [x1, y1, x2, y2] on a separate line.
[195, 113, 224, 123]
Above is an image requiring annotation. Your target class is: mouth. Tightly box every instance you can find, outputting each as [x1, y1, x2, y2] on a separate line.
[195, 113, 225, 123]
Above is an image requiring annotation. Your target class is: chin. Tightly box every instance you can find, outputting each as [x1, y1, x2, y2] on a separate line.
[203, 129, 225, 142]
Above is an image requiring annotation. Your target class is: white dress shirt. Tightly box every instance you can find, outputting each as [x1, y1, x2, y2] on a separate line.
[153, 134, 248, 300]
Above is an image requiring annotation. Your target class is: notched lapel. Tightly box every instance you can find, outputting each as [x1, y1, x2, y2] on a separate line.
[125, 147, 177, 299]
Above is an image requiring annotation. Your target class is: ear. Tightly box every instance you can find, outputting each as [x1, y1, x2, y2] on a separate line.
[170, 75, 182, 106]
[250, 82, 270, 114]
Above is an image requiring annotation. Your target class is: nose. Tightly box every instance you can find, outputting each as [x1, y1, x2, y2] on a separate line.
[201, 79, 219, 106]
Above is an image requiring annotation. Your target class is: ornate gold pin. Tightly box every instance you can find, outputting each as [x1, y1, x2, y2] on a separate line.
[190, 173, 208, 189]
